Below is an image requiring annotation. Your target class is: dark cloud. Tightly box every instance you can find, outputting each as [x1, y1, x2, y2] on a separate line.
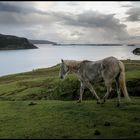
[61, 11, 124, 29]
[125, 7, 140, 21]
[0, 2, 57, 27]
[0, 2, 35, 14]
[0, 2, 47, 15]
[0, 2, 21, 12]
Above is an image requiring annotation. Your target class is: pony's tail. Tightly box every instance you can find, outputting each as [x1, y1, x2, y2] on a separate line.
[118, 61, 131, 102]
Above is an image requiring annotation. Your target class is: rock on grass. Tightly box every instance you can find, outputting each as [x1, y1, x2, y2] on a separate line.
[28, 102, 37, 106]
[104, 121, 111, 126]
[94, 130, 101, 135]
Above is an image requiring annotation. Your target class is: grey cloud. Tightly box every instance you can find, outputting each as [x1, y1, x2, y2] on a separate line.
[125, 7, 140, 21]
[121, 4, 134, 8]
[65, 2, 80, 6]
[70, 31, 84, 36]
[0, 2, 35, 14]
[0, 2, 21, 12]
[50, 11, 129, 41]
[51, 11, 126, 29]
[0, 2, 47, 15]
[0, 11, 53, 27]
[0, 2, 56, 27]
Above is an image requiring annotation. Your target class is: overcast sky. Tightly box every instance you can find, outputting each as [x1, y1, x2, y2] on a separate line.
[0, 1, 140, 44]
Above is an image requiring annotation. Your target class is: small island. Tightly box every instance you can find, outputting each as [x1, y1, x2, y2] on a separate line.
[0, 34, 37, 50]
[133, 48, 140, 55]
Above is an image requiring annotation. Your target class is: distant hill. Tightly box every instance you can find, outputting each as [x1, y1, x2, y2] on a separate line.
[0, 34, 37, 50]
[29, 39, 57, 45]
[56, 43, 114, 46]
[56, 43, 136, 46]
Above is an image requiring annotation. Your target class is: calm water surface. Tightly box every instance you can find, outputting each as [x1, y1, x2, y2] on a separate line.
[0, 44, 139, 76]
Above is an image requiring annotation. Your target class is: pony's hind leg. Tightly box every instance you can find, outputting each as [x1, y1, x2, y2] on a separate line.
[102, 80, 112, 103]
[115, 77, 121, 107]
[77, 81, 85, 103]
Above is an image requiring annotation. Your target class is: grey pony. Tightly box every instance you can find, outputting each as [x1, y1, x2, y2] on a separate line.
[59, 56, 131, 106]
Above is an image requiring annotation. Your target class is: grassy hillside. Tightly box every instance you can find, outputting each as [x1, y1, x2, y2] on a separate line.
[0, 59, 139, 101]
[0, 98, 139, 139]
[0, 60, 139, 139]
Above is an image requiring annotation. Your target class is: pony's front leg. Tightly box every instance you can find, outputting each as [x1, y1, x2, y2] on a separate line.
[84, 81, 101, 104]
[77, 82, 85, 103]
[102, 80, 112, 103]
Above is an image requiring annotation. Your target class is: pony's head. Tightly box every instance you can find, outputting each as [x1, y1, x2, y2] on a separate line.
[59, 59, 69, 79]
[59, 59, 82, 79]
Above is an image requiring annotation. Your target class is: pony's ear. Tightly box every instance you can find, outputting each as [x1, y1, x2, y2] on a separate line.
[61, 59, 64, 63]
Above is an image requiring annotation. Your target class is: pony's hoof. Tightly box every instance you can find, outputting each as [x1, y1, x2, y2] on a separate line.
[96, 100, 101, 104]
[116, 103, 120, 107]
[101, 101, 104, 104]
[100, 99, 105, 104]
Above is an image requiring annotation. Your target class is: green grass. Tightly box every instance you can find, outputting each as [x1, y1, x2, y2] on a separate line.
[0, 97, 139, 139]
[0, 60, 139, 138]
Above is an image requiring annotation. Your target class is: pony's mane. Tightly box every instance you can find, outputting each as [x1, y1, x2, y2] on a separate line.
[63, 60, 92, 72]
[64, 60, 82, 67]
[63, 60, 82, 72]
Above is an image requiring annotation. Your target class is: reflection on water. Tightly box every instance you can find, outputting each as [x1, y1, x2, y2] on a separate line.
[0, 44, 139, 76]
